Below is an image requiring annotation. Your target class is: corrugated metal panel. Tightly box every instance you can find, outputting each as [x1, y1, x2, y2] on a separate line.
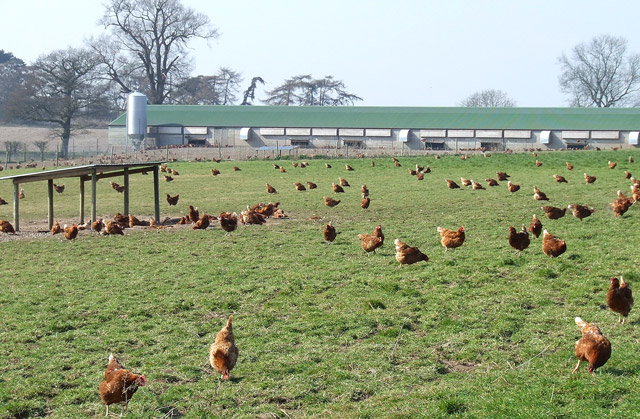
[504, 130, 531, 139]
[260, 128, 284, 136]
[420, 129, 446, 137]
[591, 131, 619, 140]
[562, 131, 589, 139]
[366, 129, 391, 137]
[313, 128, 337, 136]
[339, 128, 364, 136]
[110, 106, 640, 131]
[286, 128, 311, 136]
[476, 130, 502, 138]
[448, 129, 474, 138]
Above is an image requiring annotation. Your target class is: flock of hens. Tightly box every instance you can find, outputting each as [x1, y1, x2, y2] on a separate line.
[0, 153, 636, 415]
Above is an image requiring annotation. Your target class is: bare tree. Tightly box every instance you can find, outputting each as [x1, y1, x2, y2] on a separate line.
[3, 141, 21, 162]
[241, 76, 264, 105]
[217, 67, 242, 105]
[459, 89, 516, 107]
[263, 75, 362, 106]
[172, 68, 242, 105]
[8, 47, 108, 158]
[93, 0, 219, 104]
[33, 140, 48, 162]
[559, 35, 640, 107]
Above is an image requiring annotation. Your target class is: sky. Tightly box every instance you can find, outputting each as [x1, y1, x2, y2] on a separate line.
[3, 0, 640, 107]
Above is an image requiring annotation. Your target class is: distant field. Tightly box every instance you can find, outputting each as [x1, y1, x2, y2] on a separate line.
[1, 150, 640, 418]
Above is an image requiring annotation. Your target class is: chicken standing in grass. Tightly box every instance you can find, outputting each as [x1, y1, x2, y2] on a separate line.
[541, 206, 566, 220]
[266, 183, 277, 194]
[306, 181, 317, 190]
[542, 229, 566, 257]
[63, 224, 78, 240]
[611, 197, 633, 217]
[553, 174, 568, 183]
[508, 225, 530, 255]
[584, 173, 597, 184]
[332, 183, 345, 193]
[323, 222, 337, 243]
[496, 171, 510, 181]
[471, 180, 485, 190]
[166, 194, 179, 206]
[446, 179, 460, 189]
[53, 183, 65, 193]
[294, 182, 306, 191]
[460, 177, 471, 187]
[361, 195, 370, 209]
[189, 205, 200, 223]
[568, 204, 595, 221]
[339, 177, 350, 187]
[573, 317, 611, 374]
[358, 234, 383, 255]
[324, 196, 341, 207]
[606, 276, 633, 324]
[566, 162, 574, 170]
[437, 226, 465, 251]
[507, 181, 520, 194]
[99, 354, 146, 416]
[192, 213, 210, 230]
[394, 239, 429, 266]
[361, 184, 369, 196]
[210, 316, 239, 380]
[533, 186, 549, 201]
[219, 212, 238, 235]
[51, 220, 61, 235]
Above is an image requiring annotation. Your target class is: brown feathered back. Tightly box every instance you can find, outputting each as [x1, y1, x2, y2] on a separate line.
[606, 277, 634, 322]
[574, 317, 611, 373]
[209, 316, 239, 379]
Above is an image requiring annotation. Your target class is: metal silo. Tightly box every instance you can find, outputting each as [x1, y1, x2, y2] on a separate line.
[126, 92, 147, 151]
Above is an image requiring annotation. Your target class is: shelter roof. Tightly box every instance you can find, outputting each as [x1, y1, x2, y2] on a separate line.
[109, 105, 640, 131]
[0, 162, 163, 184]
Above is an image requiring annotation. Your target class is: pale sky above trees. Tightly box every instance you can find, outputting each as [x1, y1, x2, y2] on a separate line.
[3, 0, 640, 107]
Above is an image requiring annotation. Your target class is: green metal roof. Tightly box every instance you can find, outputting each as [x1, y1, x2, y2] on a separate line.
[109, 105, 640, 131]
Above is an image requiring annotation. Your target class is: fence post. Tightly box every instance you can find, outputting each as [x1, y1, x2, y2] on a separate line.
[4, 151, 8, 169]
[55, 144, 59, 167]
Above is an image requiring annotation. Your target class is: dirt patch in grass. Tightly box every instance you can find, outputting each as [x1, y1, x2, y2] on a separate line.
[438, 359, 477, 373]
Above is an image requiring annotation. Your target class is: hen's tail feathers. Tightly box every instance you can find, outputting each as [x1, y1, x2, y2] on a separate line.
[226, 316, 233, 328]
[575, 317, 586, 328]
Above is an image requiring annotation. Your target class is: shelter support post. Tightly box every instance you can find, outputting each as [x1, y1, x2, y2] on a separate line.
[124, 167, 130, 215]
[91, 169, 97, 223]
[47, 179, 54, 230]
[79, 180, 85, 224]
[153, 166, 160, 222]
[13, 181, 19, 231]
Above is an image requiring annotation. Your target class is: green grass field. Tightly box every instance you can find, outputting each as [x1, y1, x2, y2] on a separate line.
[1, 150, 640, 418]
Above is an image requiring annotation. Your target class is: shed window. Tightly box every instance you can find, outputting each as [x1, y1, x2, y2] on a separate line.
[630, 132, 639, 145]
[399, 129, 410, 143]
[240, 127, 250, 140]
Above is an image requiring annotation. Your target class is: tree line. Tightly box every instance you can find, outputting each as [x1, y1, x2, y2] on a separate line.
[0, 1, 639, 157]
